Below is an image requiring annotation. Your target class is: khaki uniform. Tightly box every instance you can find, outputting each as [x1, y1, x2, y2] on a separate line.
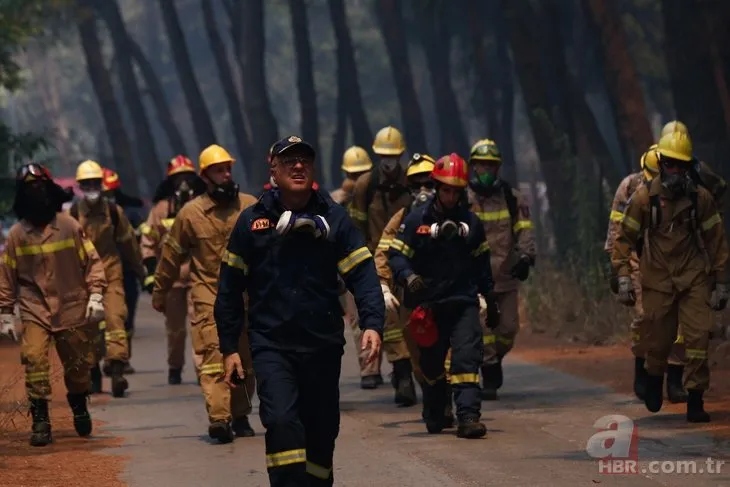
[70, 200, 144, 363]
[468, 186, 536, 365]
[349, 170, 411, 376]
[612, 178, 729, 390]
[152, 193, 257, 424]
[140, 199, 200, 371]
[0, 214, 107, 399]
[696, 160, 728, 215]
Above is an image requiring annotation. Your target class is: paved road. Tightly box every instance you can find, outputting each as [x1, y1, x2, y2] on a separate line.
[92, 296, 730, 486]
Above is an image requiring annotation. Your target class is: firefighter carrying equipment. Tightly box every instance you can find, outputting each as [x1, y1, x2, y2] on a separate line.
[167, 155, 196, 176]
[373, 126, 406, 156]
[199, 144, 235, 173]
[342, 146, 373, 173]
[275, 211, 330, 239]
[432, 154, 469, 188]
[76, 160, 104, 181]
[408, 306, 438, 347]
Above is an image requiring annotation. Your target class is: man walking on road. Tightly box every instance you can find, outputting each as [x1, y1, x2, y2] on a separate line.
[215, 136, 384, 486]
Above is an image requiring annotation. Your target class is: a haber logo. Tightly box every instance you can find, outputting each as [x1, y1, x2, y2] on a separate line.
[585, 414, 639, 475]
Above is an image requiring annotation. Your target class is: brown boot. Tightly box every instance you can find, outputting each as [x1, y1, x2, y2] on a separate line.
[29, 398, 52, 447]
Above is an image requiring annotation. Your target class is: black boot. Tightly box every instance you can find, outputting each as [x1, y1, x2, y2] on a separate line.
[67, 393, 92, 437]
[168, 368, 182, 385]
[480, 363, 500, 401]
[423, 382, 448, 434]
[633, 357, 647, 400]
[232, 416, 256, 437]
[208, 421, 234, 444]
[442, 384, 455, 428]
[29, 398, 52, 446]
[102, 361, 112, 377]
[644, 374, 664, 413]
[392, 359, 417, 407]
[666, 364, 688, 403]
[457, 417, 487, 439]
[124, 338, 135, 374]
[90, 363, 103, 394]
[109, 360, 129, 398]
[360, 375, 379, 390]
[686, 389, 711, 423]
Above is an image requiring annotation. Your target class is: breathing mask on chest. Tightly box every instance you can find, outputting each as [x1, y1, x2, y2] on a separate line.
[276, 211, 330, 240]
[430, 220, 470, 240]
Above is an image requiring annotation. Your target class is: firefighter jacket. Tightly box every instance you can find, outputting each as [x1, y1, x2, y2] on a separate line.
[140, 199, 190, 288]
[214, 189, 385, 355]
[605, 172, 645, 255]
[374, 207, 406, 287]
[349, 168, 411, 253]
[468, 183, 536, 293]
[70, 199, 145, 283]
[388, 200, 494, 307]
[612, 177, 729, 293]
[0, 214, 107, 331]
[152, 192, 257, 324]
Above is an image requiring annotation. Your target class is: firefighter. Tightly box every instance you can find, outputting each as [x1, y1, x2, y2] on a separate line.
[349, 126, 411, 389]
[331, 146, 373, 205]
[70, 160, 145, 397]
[373, 153, 437, 408]
[612, 131, 729, 422]
[152, 144, 257, 443]
[141, 155, 205, 385]
[0, 163, 107, 446]
[215, 135, 384, 486]
[388, 153, 498, 438]
[467, 139, 535, 400]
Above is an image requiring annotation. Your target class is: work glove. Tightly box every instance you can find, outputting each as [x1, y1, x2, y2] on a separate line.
[406, 274, 426, 294]
[142, 256, 157, 293]
[511, 255, 532, 281]
[381, 283, 400, 313]
[85, 293, 105, 321]
[710, 283, 729, 311]
[0, 314, 17, 342]
[485, 291, 500, 329]
[616, 276, 636, 306]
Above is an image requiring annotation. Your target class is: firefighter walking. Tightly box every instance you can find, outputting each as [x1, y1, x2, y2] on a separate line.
[612, 130, 729, 422]
[152, 144, 257, 443]
[467, 139, 535, 400]
[0, 163, 107, 446]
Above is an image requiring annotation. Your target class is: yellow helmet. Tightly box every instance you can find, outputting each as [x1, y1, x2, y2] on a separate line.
[640, 144, 659, 180]
[76, 160, 103, 182]
[656, 131, 693, 162]
[469, 138, 502, 162]
[660, 120, 689, 138]
[341, 146, 373, 173]
[372, 126, 406, 156]
[199, 144, 235, 172]
[406, 153, 436, 178]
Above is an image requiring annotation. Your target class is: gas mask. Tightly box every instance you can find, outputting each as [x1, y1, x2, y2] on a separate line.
[380, 156, 401, 177]
[209, 179, 239, 204]
[660, 163, 690, 198]
[430, 220, 469, 240]
[83, 190, 101, 205]
[276, 211, 330, 239]
[170, 179, 194, 217]
[16, 181, 57, 226]
[409, 182, 435, 210]
[469, 169, 499, 195]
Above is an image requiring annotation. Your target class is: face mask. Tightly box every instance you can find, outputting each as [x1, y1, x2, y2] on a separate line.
[209, 179, 239, 204]
[84, 190, 101, 205]
[411, 189, 434, 209]
[170, 180, 194, 216]
[16, 182, 56, 226]
[660, 165, 689, 197]
[380, 157, 400, 176]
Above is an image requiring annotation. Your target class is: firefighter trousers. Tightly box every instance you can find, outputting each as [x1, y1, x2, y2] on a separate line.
[254, 347, 342, 487]
[21, 321, 94, 399]
[419, 302, 482, 421]
[191, 317, 254, 423]
[643, 283, 712, 390]
[164, 287, 197, 370]
[101, 279, 129, 362]
[123, 268, 139, 343]
[482, 290, 519, 365]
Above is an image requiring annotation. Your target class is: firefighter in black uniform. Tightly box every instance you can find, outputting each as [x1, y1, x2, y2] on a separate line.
[214, 136, 384, 487]
[388, 153, 498, 439]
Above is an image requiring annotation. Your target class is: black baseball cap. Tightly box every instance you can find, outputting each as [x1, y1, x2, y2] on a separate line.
[269, 136, 316, 159]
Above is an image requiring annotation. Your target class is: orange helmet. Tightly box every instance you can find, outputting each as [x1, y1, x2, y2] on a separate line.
[102, 168, 121, 191]
[167, 155, 195, 177]
[431, 153, 468, 188]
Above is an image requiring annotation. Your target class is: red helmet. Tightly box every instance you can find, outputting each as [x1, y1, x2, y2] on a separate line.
[102, 168, 121, 191]
[167, 155, 195, 177]
[431, 153, 468, 188]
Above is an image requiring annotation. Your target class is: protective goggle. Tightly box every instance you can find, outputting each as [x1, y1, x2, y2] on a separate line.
[16, 163, 51, 182]
[409, 179, 435, 191]
[470, 144, 501, 159]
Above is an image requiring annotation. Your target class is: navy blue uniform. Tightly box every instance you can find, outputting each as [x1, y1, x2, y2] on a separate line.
[214, 189, 384, 487]
[388, 201, 493, 423]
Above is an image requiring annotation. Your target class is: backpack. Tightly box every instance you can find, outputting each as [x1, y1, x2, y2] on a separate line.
[500, 181, 519, 224]
[70, 201, 120, 235]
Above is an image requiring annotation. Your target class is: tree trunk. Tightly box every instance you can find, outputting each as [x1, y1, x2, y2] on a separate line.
[158, 0, 217, 150]
[236, 0, 279, 187]
[288, 0, 320, 153]
[93, 0, 159, 189]
[127, 37, 187, 156]
[328, 0, 373, 151]
[466, 1, 500, 138]
[77, 4, 139, 195]
[582, 0, 654, 164]
[495, 11, 516, 182]
[331, 73, 348, 189]
[418, 0, 468, 155]
[375, 0, 427, 152]
[201, 0, 252, 173]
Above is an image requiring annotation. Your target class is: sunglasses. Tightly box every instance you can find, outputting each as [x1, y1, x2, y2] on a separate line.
[279, 156, 314, 167]
[17, 163, 51, 182]
[410, 180, 434, 191]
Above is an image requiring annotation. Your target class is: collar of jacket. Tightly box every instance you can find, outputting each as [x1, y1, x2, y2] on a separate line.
[425, 197, 469, 224]
[22, 214, 60, 234]
[257, 188, 330, 217]
[650, 174, 698, 200]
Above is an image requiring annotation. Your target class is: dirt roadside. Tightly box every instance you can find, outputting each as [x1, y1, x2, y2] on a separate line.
[0, 340, 125, 487]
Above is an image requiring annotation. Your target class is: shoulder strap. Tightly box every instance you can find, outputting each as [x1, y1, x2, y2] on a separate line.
[649, 193, 661, 228]
[108, 202, 120, 233]
[70, 202, 79, 221]
[689, 190, 698, 232]
[365, 171, 378, 210]
[501, 181, 518, 222]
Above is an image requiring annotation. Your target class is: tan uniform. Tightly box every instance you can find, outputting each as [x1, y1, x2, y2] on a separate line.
[696, 160, 728, 215]
[612, 178, 729, 390]
[70, 200, 144, 363]
[0, 214, 107, 399]
[152, 193, 257, 424]
[141, 199, 200, 371]
[349, 170, 411, 377]
[468, 185, 536, 365]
